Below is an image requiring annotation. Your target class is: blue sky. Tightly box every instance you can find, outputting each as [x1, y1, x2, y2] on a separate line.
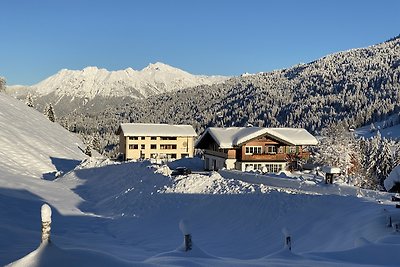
[1, 0, 399, 85]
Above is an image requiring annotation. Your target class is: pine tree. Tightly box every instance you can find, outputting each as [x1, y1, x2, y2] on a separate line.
[366, 133, 381, 188]
[377, 138, 393, 186]
[91, 134, 101, 153]
[26, 94, 34, 107]
[391, 141, 400, 168]
[0, 77, 5, 93]
[84, 145, 92, 157]
[44, 103, 56, 122]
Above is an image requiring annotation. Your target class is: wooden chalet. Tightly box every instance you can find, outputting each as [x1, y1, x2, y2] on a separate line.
[195, 127, 318, 172]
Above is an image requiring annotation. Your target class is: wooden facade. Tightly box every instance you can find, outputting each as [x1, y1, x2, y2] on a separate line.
[198, 131, 313, 172]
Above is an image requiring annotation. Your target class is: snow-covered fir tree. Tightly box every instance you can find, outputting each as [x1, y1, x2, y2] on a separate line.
[0, 77, 5, 93]
[366, 132, 381, 188]
[44, 103, 56, 122]
[377, 138, 394, 186]
[315, 122, 360, 180]
[25, 94, 34, 107]
[84, 144, 92, 157]
[91, 134, 101, 153]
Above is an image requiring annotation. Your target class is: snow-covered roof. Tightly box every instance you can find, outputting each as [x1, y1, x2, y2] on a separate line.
[118, 123, 197, 137]
[321, 166, 341, 174]
[196, 127, 318, 149]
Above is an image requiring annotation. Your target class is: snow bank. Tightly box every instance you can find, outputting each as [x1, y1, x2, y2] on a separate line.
[164, 171, 271, 195]
[384, 165, 400, 192]
[7, 241, 137, 267]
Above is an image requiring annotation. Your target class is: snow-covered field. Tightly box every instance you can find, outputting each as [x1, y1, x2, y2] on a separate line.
[356, 118, 400, 140]
[2, 92, 400, 266]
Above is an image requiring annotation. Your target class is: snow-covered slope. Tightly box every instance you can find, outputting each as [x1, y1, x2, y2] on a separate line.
[3, 156, 400, 266]
[0, 94, 85, 178]
[1, 100, 400, 266]
[356, 118, 400, 140]
[9, 62, 228, 99]
[0, 92, 87, 219]
[0, 93, 86, 178]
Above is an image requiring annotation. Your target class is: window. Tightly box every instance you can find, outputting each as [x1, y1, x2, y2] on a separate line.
[160, 137, 177, 140]
[150, 153, 158, 158]
[167, 153, 177, 159]
[151, 137, 157, 140]
[129, 144, 138, 149]
[254, 164, 262, 170]
[141, 144, 145, 149]
[151, 144, 157, 149]
[129, 136, 138, 140]
[211, 143, 219, 151]
[266, 145, 277, 154]
[245, 146, 262, 155]
[140, 137, 145, 140]
[289, 146, 297, 153]
[264, 164, 283, 173]
[160, 144, 177, 150]
[181, 153, 189, 158]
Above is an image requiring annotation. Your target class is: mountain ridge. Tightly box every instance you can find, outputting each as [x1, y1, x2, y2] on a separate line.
[5, 62, 229, 115]
[10, 62, 228, 99]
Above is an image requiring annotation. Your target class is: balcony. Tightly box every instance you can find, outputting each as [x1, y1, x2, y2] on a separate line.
[242, 151, 310, 162]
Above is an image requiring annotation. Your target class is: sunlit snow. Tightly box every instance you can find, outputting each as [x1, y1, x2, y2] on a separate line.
[2, 92, 400, 266]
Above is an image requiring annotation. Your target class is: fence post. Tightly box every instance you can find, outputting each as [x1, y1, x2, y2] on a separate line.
[41, 204, 52, 243]
[179, 219, 192, 252]
[282, 228, 291, 251]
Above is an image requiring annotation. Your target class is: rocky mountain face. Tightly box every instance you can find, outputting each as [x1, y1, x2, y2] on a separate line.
[6, 62, 228, 115]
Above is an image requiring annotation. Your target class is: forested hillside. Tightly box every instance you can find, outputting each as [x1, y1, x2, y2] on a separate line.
[61, 35, 400, 157]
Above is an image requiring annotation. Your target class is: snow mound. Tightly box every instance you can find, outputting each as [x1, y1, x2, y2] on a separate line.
[384, 165, 400, 192]
[7, 241, 137, 267]
[163, 171, 271, 195]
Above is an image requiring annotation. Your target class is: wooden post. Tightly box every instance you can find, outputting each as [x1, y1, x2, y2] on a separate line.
[282, 228, 291, 251]
[285, 236, 292, 251]
[184, 234, 192, 251]
[179, 219, 192, 252]
[41, 204, 52, 243]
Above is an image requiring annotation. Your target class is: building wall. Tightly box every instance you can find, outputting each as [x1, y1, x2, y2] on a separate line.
[122, 135, 194, 160]
[204, 154, 227, 171]
[119, 132, 126, 155]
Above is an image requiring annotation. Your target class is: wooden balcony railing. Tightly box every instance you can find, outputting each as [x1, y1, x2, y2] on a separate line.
[242, 151, 311, 162]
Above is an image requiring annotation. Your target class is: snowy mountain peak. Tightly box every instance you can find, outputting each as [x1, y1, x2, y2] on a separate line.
[82, 66, 101, 73]
[145, 62, 173, 70]
[20, 62, 228, 100]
